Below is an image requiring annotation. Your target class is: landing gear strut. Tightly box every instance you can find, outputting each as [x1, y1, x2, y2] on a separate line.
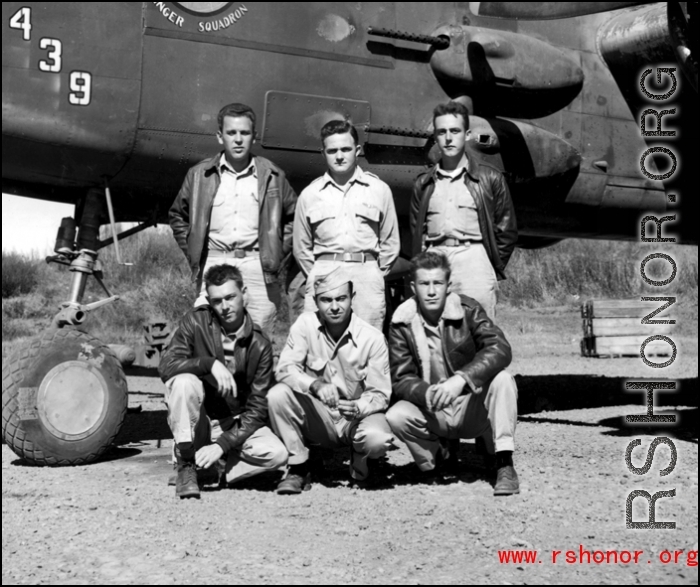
[1, 187, 144, 466]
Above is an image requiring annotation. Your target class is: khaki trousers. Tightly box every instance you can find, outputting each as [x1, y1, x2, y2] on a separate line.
[267, 382, 395, 480]
[386, 371, 517, 472]
[303, 259, 386, 331]
[194, 252, 280, 334]
[165, 374, 287, 483]
[430, 243, 497, 319]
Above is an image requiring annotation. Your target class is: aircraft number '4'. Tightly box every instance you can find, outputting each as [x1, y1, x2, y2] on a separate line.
[9, 6, 31, 41]
[9, 7, 92, 106]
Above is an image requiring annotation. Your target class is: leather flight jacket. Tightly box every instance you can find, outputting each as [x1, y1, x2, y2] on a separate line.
[409, 150, 517, 280]
[169, 154, 297, 285]
[159, 306, 273, 453]
[388, 293, 512, 409]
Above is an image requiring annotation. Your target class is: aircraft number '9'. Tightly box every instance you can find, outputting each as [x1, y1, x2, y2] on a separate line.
[9, 7, 92, 106]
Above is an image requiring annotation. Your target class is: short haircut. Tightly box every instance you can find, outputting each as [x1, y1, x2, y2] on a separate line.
[432, 101, 470, 131]
[217, 103, 256, 131]
[204, 264, 244, 291]
[410, 250, 452, 282]
[320, 119, 359, 148]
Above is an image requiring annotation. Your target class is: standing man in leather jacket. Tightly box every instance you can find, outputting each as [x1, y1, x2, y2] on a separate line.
[385, 251, 520, 496]
[410, 101, 517, 318]
[169, 103, 297, 333]
[159, 264, 287, 499]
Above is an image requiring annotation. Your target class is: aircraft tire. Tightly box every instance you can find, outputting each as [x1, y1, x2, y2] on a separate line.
[2, 328, 128, 466]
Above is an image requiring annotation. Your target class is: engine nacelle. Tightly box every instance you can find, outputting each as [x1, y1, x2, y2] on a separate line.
[430, 25, 584, 119]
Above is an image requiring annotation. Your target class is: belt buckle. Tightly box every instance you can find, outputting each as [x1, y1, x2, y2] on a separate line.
[233, 249, 246, 259]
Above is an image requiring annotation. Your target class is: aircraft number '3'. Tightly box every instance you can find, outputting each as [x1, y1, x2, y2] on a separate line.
[9, 7, 92, 106]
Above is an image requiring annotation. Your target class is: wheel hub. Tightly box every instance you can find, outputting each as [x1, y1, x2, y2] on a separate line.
[37, 361, 109, 440]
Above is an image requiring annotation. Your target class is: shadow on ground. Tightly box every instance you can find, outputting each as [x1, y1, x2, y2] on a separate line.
[516, 375, 698, 414]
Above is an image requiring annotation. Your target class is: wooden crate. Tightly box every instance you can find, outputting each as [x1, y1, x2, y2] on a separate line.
[580, 299, 675, 358]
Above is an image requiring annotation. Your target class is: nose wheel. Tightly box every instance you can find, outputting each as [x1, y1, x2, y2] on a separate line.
[2, 328, 127, 466]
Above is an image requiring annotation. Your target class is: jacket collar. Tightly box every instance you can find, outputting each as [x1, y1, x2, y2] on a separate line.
[391, 293, 464, 325]
[196, 305, 256, 342]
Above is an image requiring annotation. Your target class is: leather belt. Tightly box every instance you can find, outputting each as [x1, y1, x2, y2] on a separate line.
[316, 252, 377, 263]
[210, 248, 259, 259]
[430, 238, 479, 247]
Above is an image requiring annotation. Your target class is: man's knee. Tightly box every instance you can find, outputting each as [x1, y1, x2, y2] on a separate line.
[386, 401, 419, 435]
[355, 418, 394, 458]
[166, 374, 204, 401]
[266, 383, 294, 413]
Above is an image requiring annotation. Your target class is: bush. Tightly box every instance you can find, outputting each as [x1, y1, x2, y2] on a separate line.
[1, 251, 44, 298]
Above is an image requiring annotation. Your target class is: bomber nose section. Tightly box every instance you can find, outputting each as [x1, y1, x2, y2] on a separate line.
[1, 3, 143, 188]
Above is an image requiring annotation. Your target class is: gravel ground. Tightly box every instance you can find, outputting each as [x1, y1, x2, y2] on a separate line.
[2, 306, 698, 585]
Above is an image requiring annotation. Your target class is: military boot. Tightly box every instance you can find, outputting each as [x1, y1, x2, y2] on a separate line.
[175, 444, 200, 499]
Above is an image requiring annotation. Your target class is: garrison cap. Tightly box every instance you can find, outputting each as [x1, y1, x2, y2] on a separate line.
[313, 267, 352, 296]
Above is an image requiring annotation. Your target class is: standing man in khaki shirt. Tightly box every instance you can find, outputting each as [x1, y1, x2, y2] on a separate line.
[410, 102, 517, 318]
[293, 119, 400, 331]
[170, 103, 297, 334]
[267, 267, 396, 494]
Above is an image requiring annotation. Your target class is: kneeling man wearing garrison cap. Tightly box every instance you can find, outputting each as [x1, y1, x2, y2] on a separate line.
[159, 264, 287, 499]
[267, 267, 396, 494]
[385, 251, 520, 495]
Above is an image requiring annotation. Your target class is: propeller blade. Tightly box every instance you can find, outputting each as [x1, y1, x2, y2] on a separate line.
[470, 2, 649, 20]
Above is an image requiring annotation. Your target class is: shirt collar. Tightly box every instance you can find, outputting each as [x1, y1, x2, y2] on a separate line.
[418, 311, 442, 334]
[436, 162, 468, 181]
[219, 153, 257, 178]
[320, 166, 369, 192]
[217, 311, 252, 341]
[314, 311, 360, 348]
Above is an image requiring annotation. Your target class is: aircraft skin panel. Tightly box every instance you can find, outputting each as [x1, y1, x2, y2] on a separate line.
[2, 2, 143, 186]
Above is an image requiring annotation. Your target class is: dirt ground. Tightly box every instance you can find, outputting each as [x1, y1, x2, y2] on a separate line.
[2, 305, 698, 585]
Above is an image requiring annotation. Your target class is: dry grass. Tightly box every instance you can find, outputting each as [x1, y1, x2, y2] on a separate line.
[500, 239, 697, 307]
[2, 232, 697, 358]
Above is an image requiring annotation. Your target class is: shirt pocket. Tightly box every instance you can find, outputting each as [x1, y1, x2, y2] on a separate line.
[305, 355, 328, 378]
[343, 365, 368, 398]
[355, 200, 381, 239]
[308, 207, 337, 241]
[456, 188, 477, 210]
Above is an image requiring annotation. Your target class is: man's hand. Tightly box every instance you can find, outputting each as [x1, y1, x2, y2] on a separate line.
[211, 360, 237, 398]
[429, 375, 465, 412]
[195, 443, 224, 469]
[425, 383, 439, 412]
[338, 399, 360, 421]
[310, 380, 340, 408]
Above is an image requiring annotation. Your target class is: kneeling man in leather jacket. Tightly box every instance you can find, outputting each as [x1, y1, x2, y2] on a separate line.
[386, 251, 520, 495]
[159, 264, 287, 499]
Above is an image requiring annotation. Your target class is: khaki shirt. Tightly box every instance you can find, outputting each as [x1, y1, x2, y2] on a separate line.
[208, 155, 259, 251]
[426, 166, 482, 242]
[275, 311, 391, 419]
[293, 166, 400, 276]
